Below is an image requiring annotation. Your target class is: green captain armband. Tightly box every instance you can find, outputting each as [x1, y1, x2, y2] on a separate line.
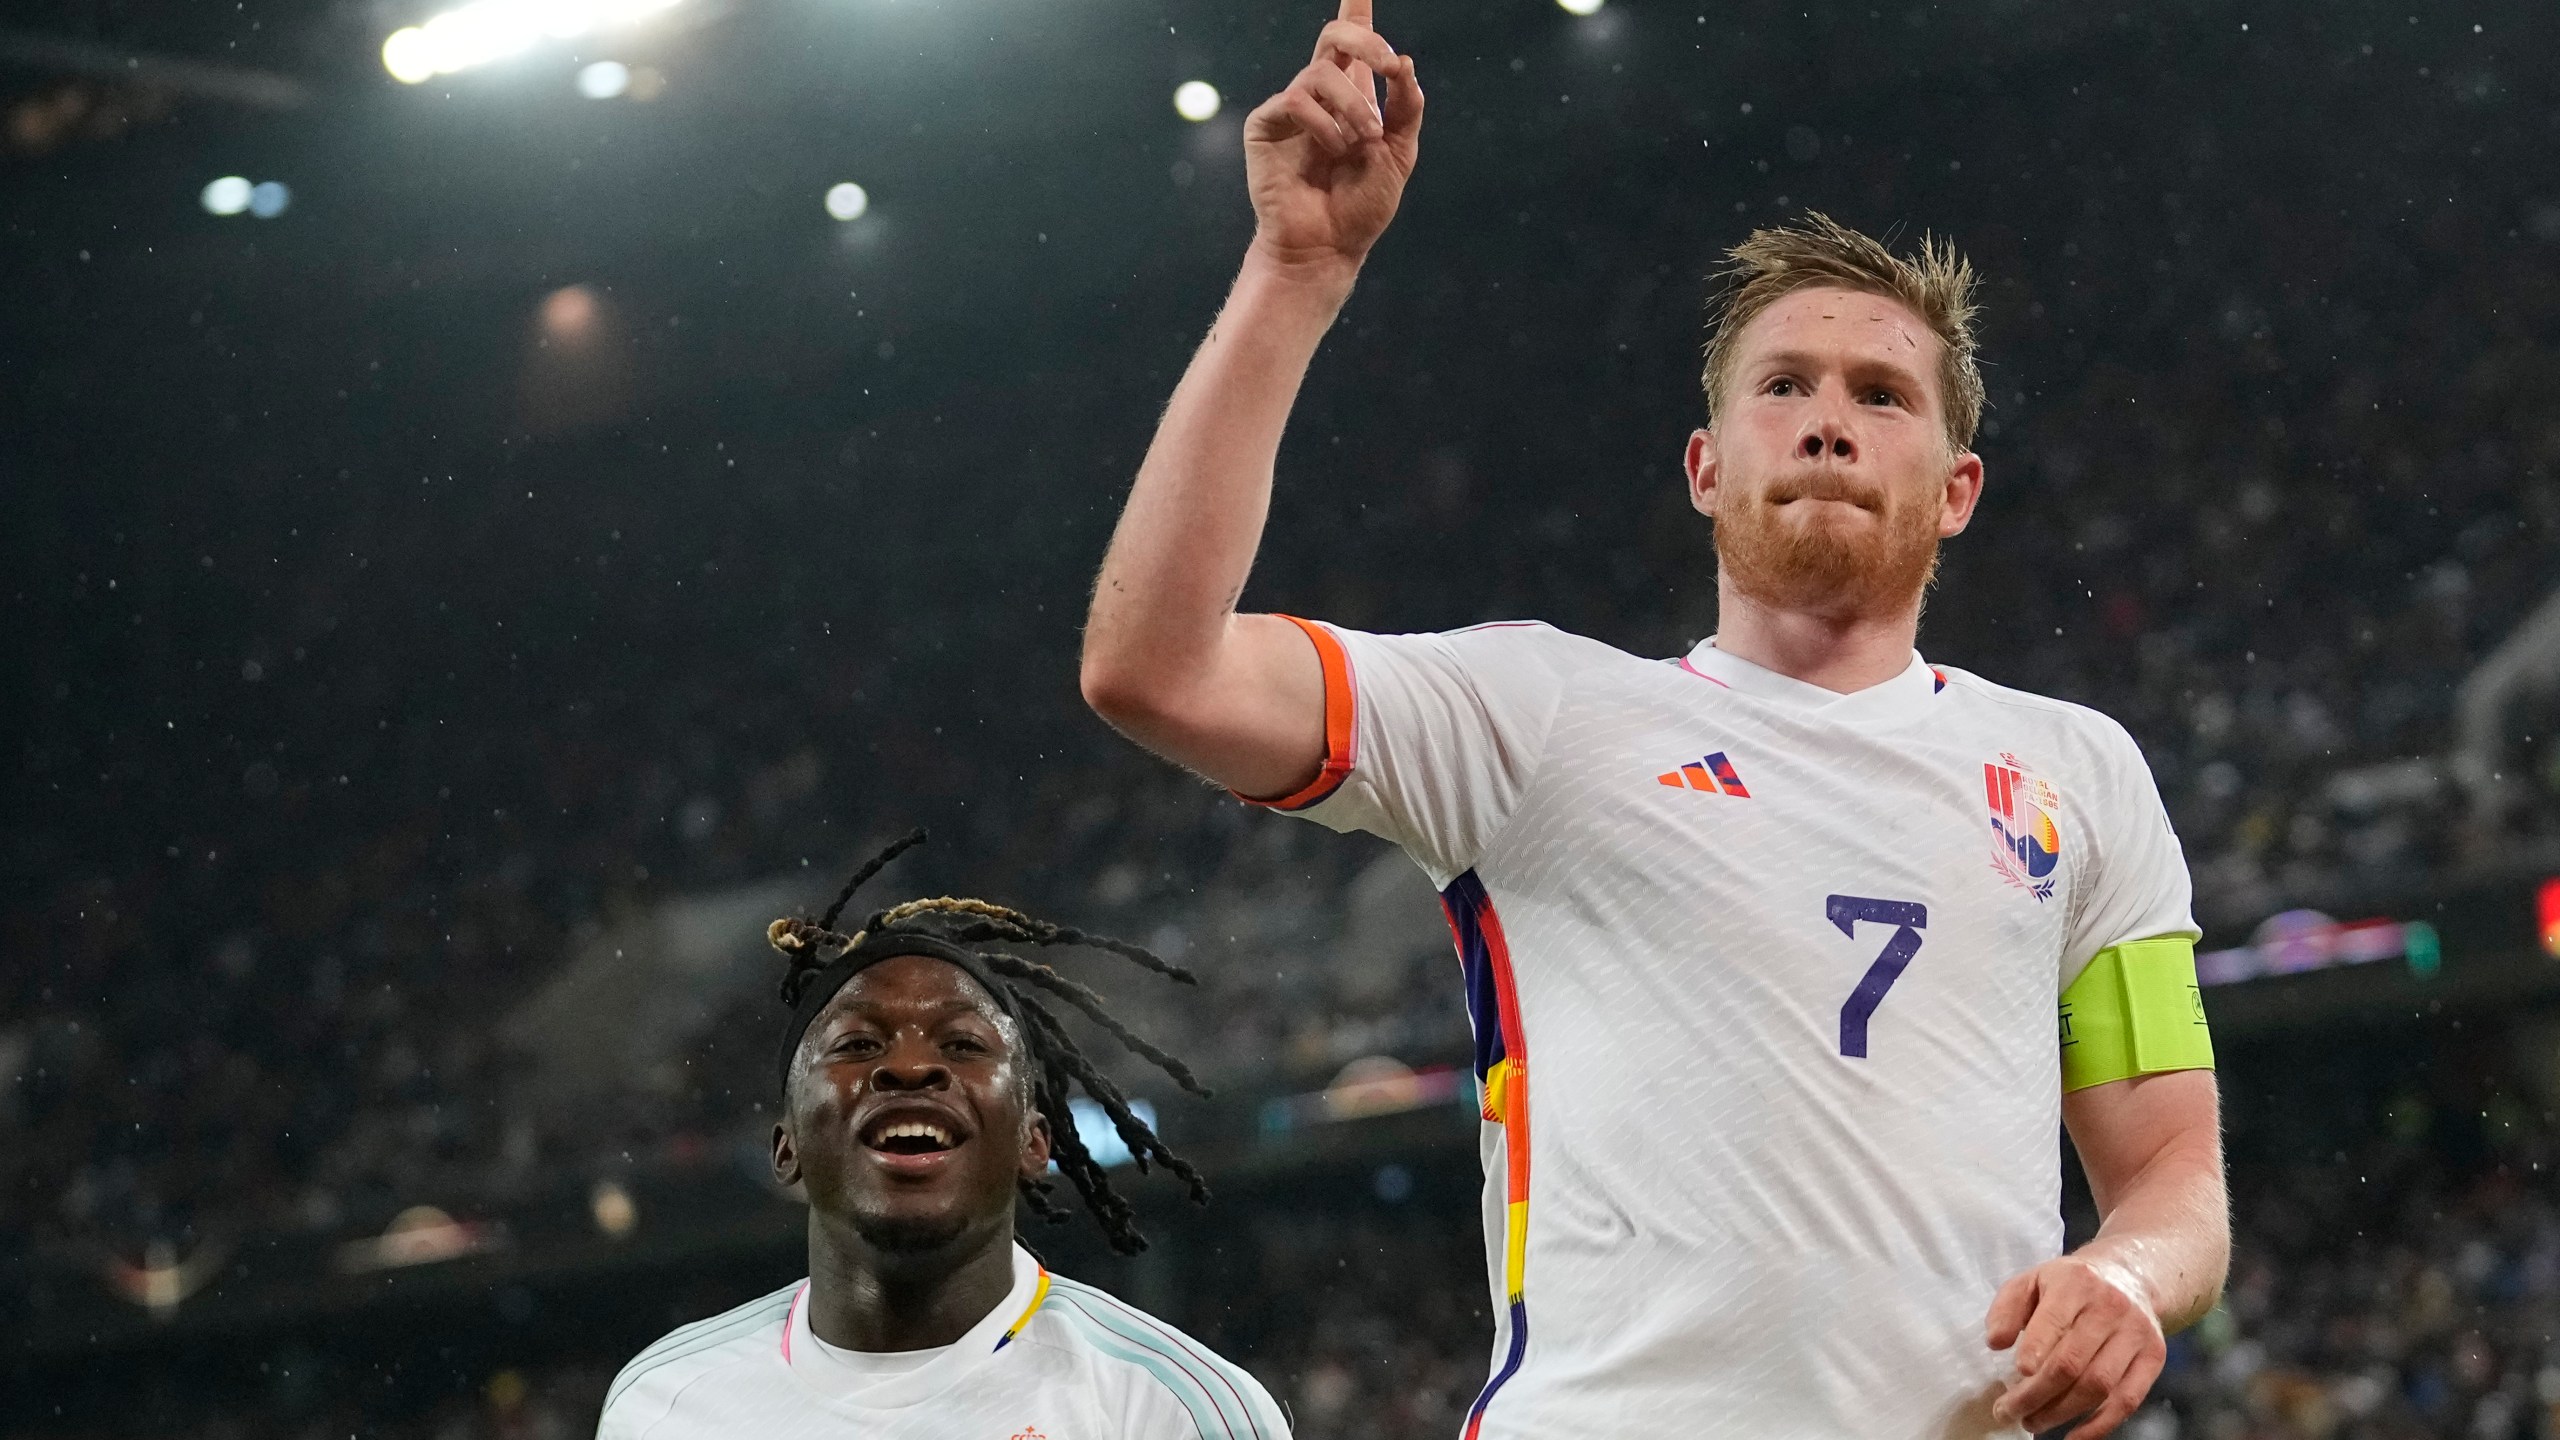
[2058, 935, 2214, 1092]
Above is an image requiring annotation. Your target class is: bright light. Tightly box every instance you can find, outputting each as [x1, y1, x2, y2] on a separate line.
[200, 176, 252, 216]
[381, 0, 683, 83]
[1173, 80, 1221, 123]
[589, 1180, 637, 1237]
[577, 60, 630, 98]
[541, 284, 600, 339]
[1558, 0, 1605, 13]
[247, 181, 291, 219]
[823, 182, 869, 222]
[382, 28, 437, 84]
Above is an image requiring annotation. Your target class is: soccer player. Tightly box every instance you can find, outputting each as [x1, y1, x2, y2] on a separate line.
[1077, 6, 2228, 1438]
[598, 833, 1288, 1440]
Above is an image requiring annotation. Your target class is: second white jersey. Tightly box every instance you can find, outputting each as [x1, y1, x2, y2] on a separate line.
[597, 1244, 1288, 1440]
[1259, 621, 2198, 1440]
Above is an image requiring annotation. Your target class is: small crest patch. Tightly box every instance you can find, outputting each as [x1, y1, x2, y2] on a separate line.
[1984, 752, 2063, 901]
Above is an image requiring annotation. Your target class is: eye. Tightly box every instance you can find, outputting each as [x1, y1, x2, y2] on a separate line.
[829, 1033, 883, 1060]
[1861, 387, 1903, 407]
[1767, 376, 1800, 397]
[942, 1033, 992, 1058]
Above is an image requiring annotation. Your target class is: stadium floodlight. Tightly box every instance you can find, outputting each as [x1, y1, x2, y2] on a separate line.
[382, 0, 684, 84]
[382, 28, 438, 83]
[824, 182, 869, 222]
[247, 181, 292, 219]
[200, 176, 253, 216]
[1558, 0, 1606, 13]
[1173, 80, 1221, 123]
[577, 60, 630, 97]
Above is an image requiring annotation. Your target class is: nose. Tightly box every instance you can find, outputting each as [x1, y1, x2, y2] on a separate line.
[1797, 422, 1856, 463]
[870, 1044, 951, 1092]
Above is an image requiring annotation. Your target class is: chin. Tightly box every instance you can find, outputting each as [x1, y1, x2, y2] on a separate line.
[850, 1205, 977, 1254]
[1718, 507, 1941, 617]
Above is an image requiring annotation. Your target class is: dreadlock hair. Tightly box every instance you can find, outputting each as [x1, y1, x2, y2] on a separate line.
[768, 828, 1212, 1256]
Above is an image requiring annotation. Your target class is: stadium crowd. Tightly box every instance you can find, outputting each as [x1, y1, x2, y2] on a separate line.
[19, 196, 2560, 1282]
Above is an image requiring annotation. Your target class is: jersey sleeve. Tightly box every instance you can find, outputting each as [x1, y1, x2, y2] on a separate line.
[1239, 617, 1609, 884]
[1113, 1357, 1294, 1440]
[2062, 716, 2201, 980]
[1048, 1277, 1295, 1440]
[593, 1366, 673, 1440]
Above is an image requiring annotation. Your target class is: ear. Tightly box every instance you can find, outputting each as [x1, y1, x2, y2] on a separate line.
[1685, 429, 1720, 520]
[1017, 1111, 1053, 1184]
[770, 1120, 801, 1189]
[1938, 448, 1986, 538]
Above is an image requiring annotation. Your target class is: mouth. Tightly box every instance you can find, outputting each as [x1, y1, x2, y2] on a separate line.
[857, 1110, 971, 1174]
[1771, 488, 1881, 516]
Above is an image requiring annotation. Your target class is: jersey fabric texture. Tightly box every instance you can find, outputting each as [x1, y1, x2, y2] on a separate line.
[596, 1243, 1289, 1440]
[1253, 620, 2206, 1440]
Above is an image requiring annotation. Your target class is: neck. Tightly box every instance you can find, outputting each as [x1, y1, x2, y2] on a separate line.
[1711, 576, 1921, 694]
[803, 1210, 1018, 1353]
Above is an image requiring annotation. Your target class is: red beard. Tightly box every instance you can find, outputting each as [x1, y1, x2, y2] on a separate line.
[1714, 473, 1943, 619]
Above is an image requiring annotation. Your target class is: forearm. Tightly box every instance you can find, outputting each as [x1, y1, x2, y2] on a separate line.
[2073, 1136, 2228, 1334]
[1082, 248, 1355, 703]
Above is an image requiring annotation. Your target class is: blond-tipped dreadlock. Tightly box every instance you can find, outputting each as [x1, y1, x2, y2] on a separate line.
[768, 829, 1211, 1256]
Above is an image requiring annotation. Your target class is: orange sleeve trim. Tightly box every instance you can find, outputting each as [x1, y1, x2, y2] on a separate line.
[1236, 615, 1356, 812]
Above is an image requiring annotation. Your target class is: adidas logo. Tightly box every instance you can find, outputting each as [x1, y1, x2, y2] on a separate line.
[1655, 751, 1752, 797]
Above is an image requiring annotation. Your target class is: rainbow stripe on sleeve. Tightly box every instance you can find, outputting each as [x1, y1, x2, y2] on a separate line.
[1441, 870, 1530, 1440]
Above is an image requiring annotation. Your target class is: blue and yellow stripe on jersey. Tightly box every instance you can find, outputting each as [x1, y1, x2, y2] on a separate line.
[991, 1266, 1053, 1352]
[1441, 869, 1531, 1440]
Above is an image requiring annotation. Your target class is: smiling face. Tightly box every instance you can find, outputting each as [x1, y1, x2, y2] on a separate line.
[771, 953, 1051, 1254]
[1687, 285, 1984, 620]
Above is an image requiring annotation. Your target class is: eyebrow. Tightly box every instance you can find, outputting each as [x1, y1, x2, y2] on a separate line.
[1749, 348, 1931, 389]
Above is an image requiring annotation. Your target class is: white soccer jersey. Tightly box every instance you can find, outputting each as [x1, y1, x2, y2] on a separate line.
[1255, 618, 2199, 1440]
[597, 1243, 1289, 1440]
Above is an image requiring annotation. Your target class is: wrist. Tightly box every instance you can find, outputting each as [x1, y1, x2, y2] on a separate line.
[2070, 1249, 2165, 1325]
[1239, 238, 1364, 300]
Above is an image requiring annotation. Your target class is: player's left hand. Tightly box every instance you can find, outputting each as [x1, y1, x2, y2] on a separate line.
[1983, 1253, 2166, 1439]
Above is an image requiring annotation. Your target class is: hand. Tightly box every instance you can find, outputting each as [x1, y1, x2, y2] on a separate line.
[1243, 0, 1424, 278]
[1983, 1254, 2168, 1439]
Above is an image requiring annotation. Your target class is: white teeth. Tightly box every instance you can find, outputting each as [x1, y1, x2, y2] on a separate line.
[872, 1120, 954, 1147]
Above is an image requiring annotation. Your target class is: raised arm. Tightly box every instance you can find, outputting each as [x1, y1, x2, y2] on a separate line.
[1079, 0, 1423, 800]
[1984, 1068, 2229, 1439]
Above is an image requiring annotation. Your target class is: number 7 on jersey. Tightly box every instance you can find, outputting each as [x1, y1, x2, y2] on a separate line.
[1827, 895, 1929, 1059]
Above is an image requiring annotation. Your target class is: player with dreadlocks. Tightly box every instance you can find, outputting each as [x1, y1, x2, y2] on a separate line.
[598, 831, 1290, 1440]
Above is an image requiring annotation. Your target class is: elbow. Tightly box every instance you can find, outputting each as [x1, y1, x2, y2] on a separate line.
[1079, 646, 1169, 731]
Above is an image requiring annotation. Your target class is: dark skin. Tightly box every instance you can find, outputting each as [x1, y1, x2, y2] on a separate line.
[771, 952, 1053, 1351]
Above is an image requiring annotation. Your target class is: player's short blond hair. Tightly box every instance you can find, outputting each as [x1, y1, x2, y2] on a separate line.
[1699, 212, 1985, 451]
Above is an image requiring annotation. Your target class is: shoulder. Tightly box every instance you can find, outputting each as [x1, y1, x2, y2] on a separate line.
[1932, 665, 2151, 765]
[1033, 1275, 1291, 1439]
[1336, 618, 1644, 683]
[599, 1280, 798, 1427]
[1442, 619, 1636, 671]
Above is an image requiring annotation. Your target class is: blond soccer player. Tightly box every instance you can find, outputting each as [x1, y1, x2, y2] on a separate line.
[1078, 5, 2230, 1438]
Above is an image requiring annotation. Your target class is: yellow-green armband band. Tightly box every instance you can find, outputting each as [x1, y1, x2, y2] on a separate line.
[2058, 936, 2214, 1092]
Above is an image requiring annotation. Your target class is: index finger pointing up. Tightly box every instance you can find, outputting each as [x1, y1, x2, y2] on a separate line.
[1339, 0, 1372, 26]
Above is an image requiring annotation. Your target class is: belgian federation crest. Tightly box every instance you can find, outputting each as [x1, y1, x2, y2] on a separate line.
[1984, 752, 2063, 901]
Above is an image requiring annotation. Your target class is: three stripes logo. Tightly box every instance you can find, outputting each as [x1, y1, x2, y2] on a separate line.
[1656, 751, 1752, 797]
